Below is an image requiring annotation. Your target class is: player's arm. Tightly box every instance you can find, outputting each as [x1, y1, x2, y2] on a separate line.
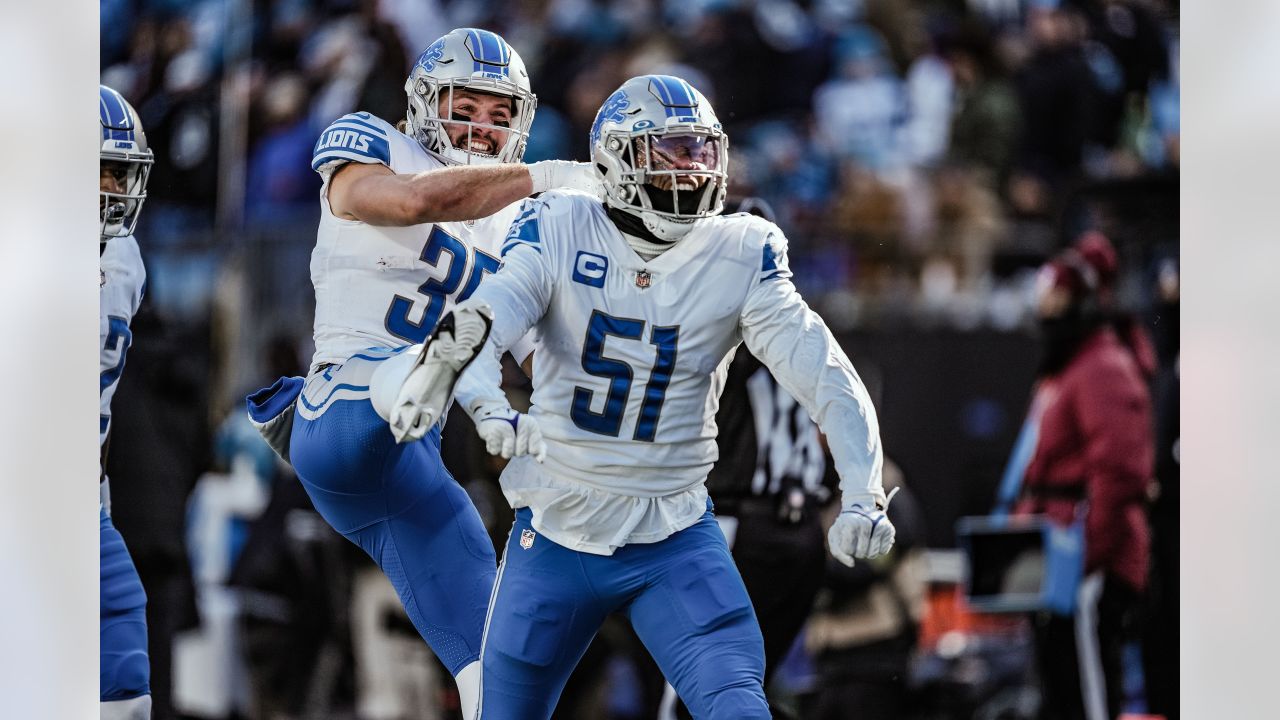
[740, 275, 885, 508]
[328, 161, 538, 226]
[452, 200, 555, 456]
[739, 232, 890, 566]
[312, 113, 598, 227]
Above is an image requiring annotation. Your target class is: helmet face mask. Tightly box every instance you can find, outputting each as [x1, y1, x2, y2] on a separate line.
[100, 85, 153, 244]
[404, 29, 536, 166]
[591, 76, 729, 241]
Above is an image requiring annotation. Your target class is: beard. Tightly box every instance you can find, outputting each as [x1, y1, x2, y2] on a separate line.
[642, 181, 710, 215]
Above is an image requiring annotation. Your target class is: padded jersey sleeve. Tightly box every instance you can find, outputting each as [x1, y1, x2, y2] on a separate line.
[454, 197, 557, 412]
[738, 226, 886, 509]
[311, 112, 394, 178]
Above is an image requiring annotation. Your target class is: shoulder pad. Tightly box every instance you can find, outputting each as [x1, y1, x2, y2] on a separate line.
[312, 112, 394, 174]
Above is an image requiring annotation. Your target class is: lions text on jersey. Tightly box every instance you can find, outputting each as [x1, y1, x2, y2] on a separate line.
[308, 112, 519, 376]
[462, 190, 883, 554]
[100, 235, 145, 450]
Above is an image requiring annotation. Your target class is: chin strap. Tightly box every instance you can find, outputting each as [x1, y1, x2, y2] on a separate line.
[605, 205, 678, 259]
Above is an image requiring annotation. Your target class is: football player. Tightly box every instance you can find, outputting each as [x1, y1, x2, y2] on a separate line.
[99, 84, 154, 720]
[244, 28, 598, 720]
[438, 75, 896, 719]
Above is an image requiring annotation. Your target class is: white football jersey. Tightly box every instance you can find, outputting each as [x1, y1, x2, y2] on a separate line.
[308, 112, 521, 370]
[461, 191, 884, 553]
[100, 235, 146, 449]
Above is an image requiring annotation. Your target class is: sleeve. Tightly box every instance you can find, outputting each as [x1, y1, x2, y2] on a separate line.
[508, 333, 536, 366]
[1075, 356, 1153, 570]
[454, 198, 556, 413]
[739, 229, 886, 509]
[311, 112, 394, 178]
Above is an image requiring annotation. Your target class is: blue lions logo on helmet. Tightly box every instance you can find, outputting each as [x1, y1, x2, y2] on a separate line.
[415, 38, 447, 72]
[590, 89, 631, 151]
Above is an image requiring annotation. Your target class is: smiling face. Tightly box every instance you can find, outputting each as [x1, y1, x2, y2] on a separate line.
[436, 88, 515, 158]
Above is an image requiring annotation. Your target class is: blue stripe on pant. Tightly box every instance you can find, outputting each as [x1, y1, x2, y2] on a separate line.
[289, 380, 495, 675]
[481, 507, 770, 719]
[101, 506, 150, 702]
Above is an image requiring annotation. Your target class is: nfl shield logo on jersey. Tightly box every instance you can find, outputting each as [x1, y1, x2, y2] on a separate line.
[520, 528, 536, 550]
[635, 270, 652, 289]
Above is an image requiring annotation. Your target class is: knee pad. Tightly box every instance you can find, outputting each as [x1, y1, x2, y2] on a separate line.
[486, 594, 573, 671]
[703, 686, 770, 720]
[666, 550, 754, 632]
[101, 617, 150, 702]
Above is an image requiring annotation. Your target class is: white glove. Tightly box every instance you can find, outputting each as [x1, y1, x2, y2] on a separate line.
[527, 160, 604, 199]
[827, 488, 900, 568]
[472, 401, 547, 462]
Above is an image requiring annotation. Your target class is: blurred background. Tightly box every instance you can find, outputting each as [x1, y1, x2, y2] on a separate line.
[98, 0, 1179, 718]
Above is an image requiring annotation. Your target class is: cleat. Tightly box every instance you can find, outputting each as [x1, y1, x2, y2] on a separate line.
[389, 302, 494, 443]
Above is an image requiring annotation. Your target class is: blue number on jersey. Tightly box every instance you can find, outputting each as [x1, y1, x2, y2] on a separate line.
[571, 310, 680, 441]
[100, 315, 133, 431]
[385, 227, 499, 344]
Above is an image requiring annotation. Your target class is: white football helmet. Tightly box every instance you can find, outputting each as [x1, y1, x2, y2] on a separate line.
[590, 75, 729, 241]
[99, 85, 153, 244]
[404, 28, 536, 166]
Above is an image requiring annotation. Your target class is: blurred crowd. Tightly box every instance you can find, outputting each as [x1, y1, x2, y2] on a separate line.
[103, 0, 1179, 335]
[99, 0, 1179, 718]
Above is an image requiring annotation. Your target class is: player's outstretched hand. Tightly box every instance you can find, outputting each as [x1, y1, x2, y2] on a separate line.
[473, 401, 547, 462]
[827, 489, 899, 568]
[528, 160, 605, 200]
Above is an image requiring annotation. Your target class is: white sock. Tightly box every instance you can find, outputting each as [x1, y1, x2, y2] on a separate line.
[369, 346, 423, 422]
[100, 695, 151, 720]
[455, 660, 482, 720]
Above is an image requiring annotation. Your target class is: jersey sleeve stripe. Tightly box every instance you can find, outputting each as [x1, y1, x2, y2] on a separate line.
[333, 115, 389, 137]
[312, 147, 390, 171]
[501, 241, 541, 257]
[329, 121, 389, 139]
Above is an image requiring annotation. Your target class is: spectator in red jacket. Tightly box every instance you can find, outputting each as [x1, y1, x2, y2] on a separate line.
[1015, 232, 1153, 720]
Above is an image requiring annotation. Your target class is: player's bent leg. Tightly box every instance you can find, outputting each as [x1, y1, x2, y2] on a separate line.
[375, 302, 494, 443]
[628, 515, 770, 720]
[101, 508, 150, 713]
[290, 385, 496, 676]
[480, 509, 611, 720]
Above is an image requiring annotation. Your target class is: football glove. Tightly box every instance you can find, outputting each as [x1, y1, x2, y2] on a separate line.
[528, 160, 605, 199]
[472, 400, 547, 462]
[827, 487, 900, 568]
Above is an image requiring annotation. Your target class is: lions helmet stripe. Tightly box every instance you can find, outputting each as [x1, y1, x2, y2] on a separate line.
[100, 86, 136, 142]
[467, 28, 510, 76]
[650, 76, 672, 106]
[478, 30, 499, 63]
[659, 75, 695, 107]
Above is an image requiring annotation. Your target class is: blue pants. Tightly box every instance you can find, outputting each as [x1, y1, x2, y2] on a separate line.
[481, 507, 770, 719]
[288, 350, 496, 674]
[100, 506, 150, 702]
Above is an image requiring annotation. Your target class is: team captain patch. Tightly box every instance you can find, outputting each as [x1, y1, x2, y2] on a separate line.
[520, 528, 536, 549]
